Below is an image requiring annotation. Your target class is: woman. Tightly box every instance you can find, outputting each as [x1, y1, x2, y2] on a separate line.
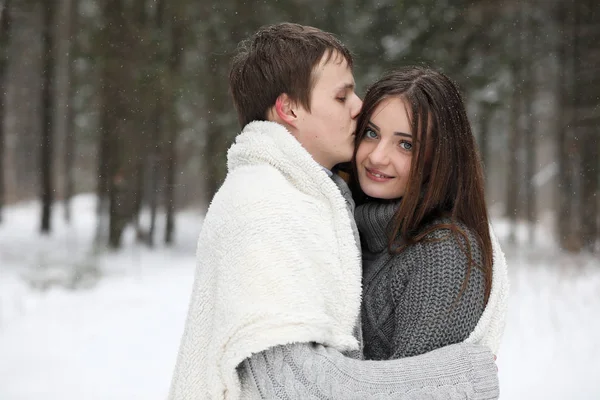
[351, 67, 508, 360]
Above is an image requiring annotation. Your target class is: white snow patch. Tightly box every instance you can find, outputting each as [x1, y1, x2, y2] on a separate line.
[0, 195, 599, 399]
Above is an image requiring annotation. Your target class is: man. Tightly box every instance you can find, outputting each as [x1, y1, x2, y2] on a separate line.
[168, 23, 499, 400]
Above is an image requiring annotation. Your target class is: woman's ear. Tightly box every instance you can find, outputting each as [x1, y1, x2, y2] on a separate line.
[274, 93, 298, 127]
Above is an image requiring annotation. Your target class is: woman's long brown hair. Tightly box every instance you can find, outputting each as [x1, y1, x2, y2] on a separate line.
[351, 67, 493, 303]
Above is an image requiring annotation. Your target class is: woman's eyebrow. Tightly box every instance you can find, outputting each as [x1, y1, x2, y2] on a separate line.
[369, 121, 411, 138]
[367, 121, 379, 131]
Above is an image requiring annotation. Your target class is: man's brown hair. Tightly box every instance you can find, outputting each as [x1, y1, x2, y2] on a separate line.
[229, 23, 353, 128]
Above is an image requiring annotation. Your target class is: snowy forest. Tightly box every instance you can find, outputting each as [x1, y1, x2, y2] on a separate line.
[0, 0, 599, 399]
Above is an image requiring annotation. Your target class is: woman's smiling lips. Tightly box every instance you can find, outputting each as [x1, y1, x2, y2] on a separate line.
[365, 167, 394, 182]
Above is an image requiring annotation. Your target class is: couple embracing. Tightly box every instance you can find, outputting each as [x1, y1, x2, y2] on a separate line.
[169, 22, 508, 400]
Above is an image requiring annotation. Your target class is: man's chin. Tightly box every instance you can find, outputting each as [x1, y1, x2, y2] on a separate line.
[340, 154, 354, 165]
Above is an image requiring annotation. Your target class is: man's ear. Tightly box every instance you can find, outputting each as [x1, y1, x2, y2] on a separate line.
[274, 93, 298, 127]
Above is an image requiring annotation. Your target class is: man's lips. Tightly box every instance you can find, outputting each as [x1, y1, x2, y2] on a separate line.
[365, 167, 394, 182]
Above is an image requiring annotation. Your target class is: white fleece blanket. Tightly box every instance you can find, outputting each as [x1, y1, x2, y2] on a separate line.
[465, 227, 509, 354]
[168, 121, 362, 400]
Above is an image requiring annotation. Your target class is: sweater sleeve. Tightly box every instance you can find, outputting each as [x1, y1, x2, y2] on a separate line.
[389, 227, 487, 359]
[238, 342, 498, 399]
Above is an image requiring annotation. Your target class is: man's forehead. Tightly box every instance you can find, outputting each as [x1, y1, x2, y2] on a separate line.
[313, 57, 355, 89]
[318, 48, 348, 66]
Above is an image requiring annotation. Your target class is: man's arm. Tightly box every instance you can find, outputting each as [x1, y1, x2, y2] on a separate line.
[238, 342, 498, 399]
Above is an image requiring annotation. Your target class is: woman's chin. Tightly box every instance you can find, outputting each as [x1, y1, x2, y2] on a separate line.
[361, 186, 402, 201]
[362, 188, 386, 200]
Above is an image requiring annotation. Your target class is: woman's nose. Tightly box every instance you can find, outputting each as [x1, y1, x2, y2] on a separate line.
[367, 143, 389, 165]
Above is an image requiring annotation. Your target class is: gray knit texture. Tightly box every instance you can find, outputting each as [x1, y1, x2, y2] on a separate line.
[238, 342, 498, 399]
[355, 201, 486, 360]
[330, 174, 361, 252]
[236, 178, 498, 399]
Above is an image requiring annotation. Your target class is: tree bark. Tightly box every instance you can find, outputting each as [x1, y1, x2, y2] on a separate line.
[95, 2, 114, 245]
[99, 0, 132, 249]
[164, 2, 184, 246]
[521, 3, 536, 244]
[505, 4, 526, 244]
[96, 91, 110, 240]
[63, 0, 78, 223]
[130, 0, 148, 243]
[574, 0, 599, 251]
[202, 32, 229, 202]
[478, 101, 492, 179]
[147, 0, 167, 248]
[506, 71, 521, 243]
[199, 2, 244, 204]
[0, 0, 11, 224]
[40, 2, 55, 234]
[556, 0, 580, 252]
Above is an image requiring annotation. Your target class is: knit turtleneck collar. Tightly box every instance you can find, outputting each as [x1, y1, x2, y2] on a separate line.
[355, 200, 401, 253]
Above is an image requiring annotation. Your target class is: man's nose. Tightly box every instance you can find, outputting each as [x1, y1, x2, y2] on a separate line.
[351, 94, 362, 119]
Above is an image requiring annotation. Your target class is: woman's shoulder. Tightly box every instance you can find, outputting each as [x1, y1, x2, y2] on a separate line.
[391, 217, 485, 275]
[417, 217, 480, 248]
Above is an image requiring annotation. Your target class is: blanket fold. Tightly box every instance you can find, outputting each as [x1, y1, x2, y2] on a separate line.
[465, 227, 509, 354]
[168, 121, 362, 400]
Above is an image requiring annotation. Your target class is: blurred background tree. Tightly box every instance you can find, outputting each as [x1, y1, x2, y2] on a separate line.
[0, 0, 598, 252]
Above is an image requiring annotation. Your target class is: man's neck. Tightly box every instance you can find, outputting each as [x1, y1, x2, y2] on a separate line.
[265, 118, 335, 177]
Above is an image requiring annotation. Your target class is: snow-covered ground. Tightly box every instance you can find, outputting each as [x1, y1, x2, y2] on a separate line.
[0, 195, 599, 399]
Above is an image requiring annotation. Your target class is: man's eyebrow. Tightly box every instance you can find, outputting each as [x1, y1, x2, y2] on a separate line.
[368, 121, 412, 138]
[336, 82, 355, 91]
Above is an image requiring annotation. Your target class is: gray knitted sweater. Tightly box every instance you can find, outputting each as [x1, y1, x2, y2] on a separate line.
[238, 342, 498, 399]
[236, 177, 498, 399]
[356, 201, 486, 360]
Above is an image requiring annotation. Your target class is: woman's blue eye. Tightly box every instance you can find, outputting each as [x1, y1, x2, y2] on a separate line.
[400, 141, 413, 151]
[365, 128, 378, 139]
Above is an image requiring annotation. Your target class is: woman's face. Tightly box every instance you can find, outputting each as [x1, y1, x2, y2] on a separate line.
[355, 97, 414, 200]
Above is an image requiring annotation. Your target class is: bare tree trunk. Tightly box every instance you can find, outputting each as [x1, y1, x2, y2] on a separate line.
[63, 0, 77, 223]
[506, 69, 520, 244]
[505, 5, 526, 244]
[95, 90, 110, 242]
[200, 3, 238, 204]
[164, 120, 176, 244]
[164, 3, 184, 246]
[579, 124, 599, 251]
[147, 115, 160, 248]
[574, 0, 600, 252]
[133, 159, 144, 234]
[100, 0, 144, 249]
[146, 0, 167, 248]
[202, 49, 228, 201]
[0, 0, 11, 224]
[521, 4, 536, 244]
[40, 2, 55, 234]
[99, 0, 129, 248]
[95, 0, 114, 245]
[478, 101, 492, 178]
[556, 0, 580, 252]
[131, 0, 148, 243]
